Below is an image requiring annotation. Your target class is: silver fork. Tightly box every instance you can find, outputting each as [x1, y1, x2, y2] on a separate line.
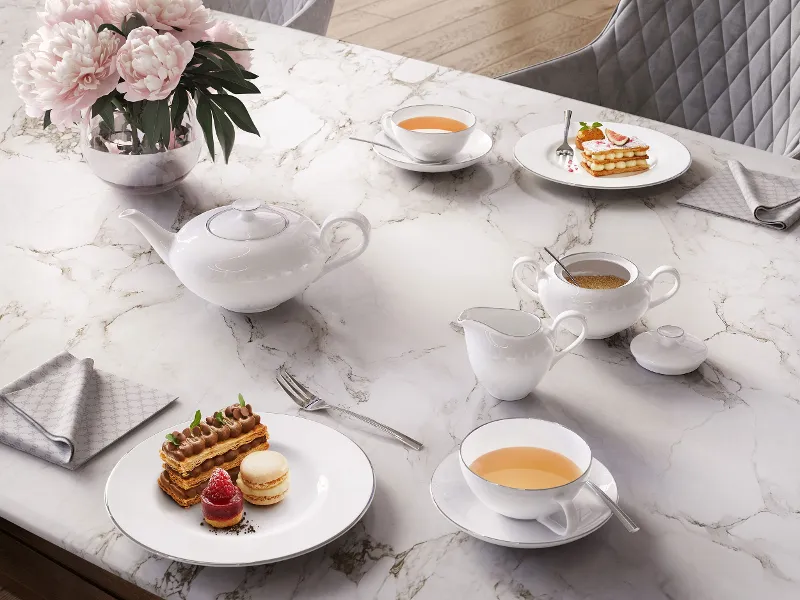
[556, 109, 573, 158]
[276, 368, 423, 450]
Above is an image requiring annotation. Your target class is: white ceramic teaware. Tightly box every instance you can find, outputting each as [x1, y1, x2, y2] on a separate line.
[512, 252, 680, 339]
[120, 200, 370, 313]
[457, 307, 587, 401]
[459, 418, 592, 536]
[630, 325, 708, 375]
[381, 104, 476, 162]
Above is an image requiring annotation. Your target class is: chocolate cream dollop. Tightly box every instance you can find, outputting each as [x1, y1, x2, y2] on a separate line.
[161, 403, 261, 461]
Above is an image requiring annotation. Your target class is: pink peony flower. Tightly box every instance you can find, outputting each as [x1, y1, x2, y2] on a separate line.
[206, 21, 251, 70]
[107, 0, 213, 42]
[39, 0, 110, 27]
[116, 27, 194, 101]
[12, 20, 121, 126]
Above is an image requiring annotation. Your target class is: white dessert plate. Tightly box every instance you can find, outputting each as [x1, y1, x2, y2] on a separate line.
[430, 451, 616, 548]
[105, 412, 375, 566]
[514, 122, 691, 189]
[372, 129, 493, 173]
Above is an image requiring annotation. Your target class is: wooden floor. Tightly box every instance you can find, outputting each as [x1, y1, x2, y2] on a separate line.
[328, 0, 618, 77]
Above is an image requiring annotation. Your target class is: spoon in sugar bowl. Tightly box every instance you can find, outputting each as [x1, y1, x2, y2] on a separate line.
[543, 247, 579, 286]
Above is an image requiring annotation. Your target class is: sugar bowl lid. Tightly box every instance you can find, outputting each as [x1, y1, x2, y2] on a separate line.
[630, 325, 708, 375]
[206, 199, 289, 241]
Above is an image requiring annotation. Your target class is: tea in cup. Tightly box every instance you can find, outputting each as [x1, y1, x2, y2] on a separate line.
[381, 104, 476, 161]
[460, 418, 592, 536]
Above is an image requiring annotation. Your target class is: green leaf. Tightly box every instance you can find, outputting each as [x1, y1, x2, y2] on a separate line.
[209, 100, 235, 163]
[140, 99, 160, 148]
[157, 98, 171, 147]
[200, 45, 245, 75]
[91, 94, 115, 130]
[195, 48, 226, 70]
[591, 121, 602, 128]
[239, 69, 258, 80]
[202, 41, 253, 52]
[98, 23, 124, 36]
[43, 110, 51, 130]
[209, 94, 259, 136]
[238, 393, 246, 407]
[165, 433, 178, 445]
[214, 411, 225, 425]
[190, 409, 202, 429]
[579, 121, 587, 127]
[121, 12, 148, 36]
[196, 71, 259, 94]
[170, 86, 189, 129]
[195, 93, 215, 161]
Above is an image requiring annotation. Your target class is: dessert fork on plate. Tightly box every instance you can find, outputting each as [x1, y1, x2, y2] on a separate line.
[276, 368, 423, 450]
[556, 109, 573, 158]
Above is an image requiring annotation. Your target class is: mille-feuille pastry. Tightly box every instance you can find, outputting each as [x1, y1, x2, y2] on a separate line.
[201, 468, 244, 528]
[236, 450, 290, 506]
[158, 398, 269, 507]
[575, 121, 605, 150]
[580, 129, 650, 177]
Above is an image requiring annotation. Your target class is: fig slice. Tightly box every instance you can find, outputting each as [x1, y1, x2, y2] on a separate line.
[606, 128, 629, 146]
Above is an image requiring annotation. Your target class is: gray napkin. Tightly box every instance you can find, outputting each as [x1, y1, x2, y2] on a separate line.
[0, 352, 175, 469]
[677, 160, 800, 230]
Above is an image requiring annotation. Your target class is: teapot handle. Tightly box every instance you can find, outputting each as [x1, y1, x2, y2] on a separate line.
[645, 266, 681, 309]
[545, 310, 588, 366]
[511, 256, 543, 300]
[318, 210, 371, 278]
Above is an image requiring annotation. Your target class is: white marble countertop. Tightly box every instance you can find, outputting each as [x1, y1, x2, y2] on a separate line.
[3, 4, 800, 599]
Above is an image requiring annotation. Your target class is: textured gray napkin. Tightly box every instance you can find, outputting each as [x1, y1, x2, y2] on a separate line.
[0, 352, 175, 469]
[677, 160, 800, 230]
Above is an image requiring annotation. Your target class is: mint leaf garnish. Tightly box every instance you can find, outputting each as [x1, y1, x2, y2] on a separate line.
[215, 411, 225, 425]
[591, 121, 602, 128]
[238, 393, 246, 407]
[579, 121, 587, 127]
[165, 433, 178, 445]
[190, 409, 201, 429]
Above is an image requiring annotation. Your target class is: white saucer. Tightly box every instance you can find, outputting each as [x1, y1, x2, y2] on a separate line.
[514, 122, 691, 189]
[430, 451, 617, 548]
[372, 129, 493, 173]
[105, 413, 375, 566]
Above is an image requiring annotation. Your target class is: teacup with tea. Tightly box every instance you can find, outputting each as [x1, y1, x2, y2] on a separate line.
[460, 418, 592, 535]
[381, 104, 476, 161]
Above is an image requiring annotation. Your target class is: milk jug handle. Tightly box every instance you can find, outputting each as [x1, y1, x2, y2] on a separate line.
[511, 256, 542, 300]
[546, 310, 588, 366]
[645, 266, 681, 309]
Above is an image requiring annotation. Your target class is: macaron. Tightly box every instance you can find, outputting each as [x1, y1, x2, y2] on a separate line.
[236, 450, 289, 506]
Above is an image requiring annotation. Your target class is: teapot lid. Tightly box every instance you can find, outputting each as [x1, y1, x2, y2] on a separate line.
[630, 326, 707, 375]
[207, 200, 288, 241]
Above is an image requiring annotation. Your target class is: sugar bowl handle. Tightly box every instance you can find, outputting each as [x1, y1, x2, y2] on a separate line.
[645, 266, 681, 309]
[318, 211, 371, 278]
[545, 310, 588, 366]
[512, 256, 543, 300]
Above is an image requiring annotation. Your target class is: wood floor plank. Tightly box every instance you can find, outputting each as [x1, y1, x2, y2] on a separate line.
[361, 0, 444, 19]
[388, 0, 567, 62]
[331, 0, 377, 17]
[344, 0, 510, 50]
[555, 0, 618, 20]
[432, 11, 589, 74]
[480, 15, 609, 77]
[328, 10, 391, 38]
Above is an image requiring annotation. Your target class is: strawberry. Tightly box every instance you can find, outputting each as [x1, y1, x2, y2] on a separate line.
[203, 468, 237, 504]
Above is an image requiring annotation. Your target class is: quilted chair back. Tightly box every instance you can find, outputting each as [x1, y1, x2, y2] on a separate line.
[501, 0, 800, 156]
[205, 0, 335, 36]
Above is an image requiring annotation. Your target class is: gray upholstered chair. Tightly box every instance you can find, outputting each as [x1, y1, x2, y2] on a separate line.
[501, 0, 800, 157]
[205, 0, 335, 36]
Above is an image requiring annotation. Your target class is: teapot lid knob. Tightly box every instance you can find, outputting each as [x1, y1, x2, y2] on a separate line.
[233, 199, 261, 212]
[207, 201, 289, 241]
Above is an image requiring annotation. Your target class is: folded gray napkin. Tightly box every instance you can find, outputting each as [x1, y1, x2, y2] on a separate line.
[677, 160, 800, 230]
[0, 352, 175, 469]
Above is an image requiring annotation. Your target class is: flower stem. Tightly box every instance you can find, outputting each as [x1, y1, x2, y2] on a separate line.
[111, 97, 140, 154]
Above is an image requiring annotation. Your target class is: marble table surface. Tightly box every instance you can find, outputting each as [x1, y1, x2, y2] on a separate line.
[2, 4, 800, 600]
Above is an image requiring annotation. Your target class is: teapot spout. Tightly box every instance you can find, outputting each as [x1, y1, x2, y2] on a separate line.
[119, 209, 175, 268]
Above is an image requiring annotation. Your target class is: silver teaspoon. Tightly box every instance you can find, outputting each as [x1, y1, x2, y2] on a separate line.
[543, 247, 580, 286]
[586, 480, 640, 533]
[349, 136, 449, 165]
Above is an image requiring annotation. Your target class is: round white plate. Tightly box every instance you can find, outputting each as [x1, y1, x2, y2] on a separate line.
[430, 452, 617, 548]
[105, 413, 375, 566]
[514, 122, 691, 189]
[372, 129, 493, 173]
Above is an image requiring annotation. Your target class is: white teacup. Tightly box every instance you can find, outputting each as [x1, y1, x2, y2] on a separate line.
[459, 418, 592, 536]
[381, 104, 476, 161]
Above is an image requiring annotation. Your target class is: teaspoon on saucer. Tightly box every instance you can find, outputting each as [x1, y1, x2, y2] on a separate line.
[349, 136, 449, 165]
[586, 480, 639, 532]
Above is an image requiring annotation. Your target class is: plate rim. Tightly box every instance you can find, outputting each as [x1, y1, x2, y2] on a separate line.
[104, 412, 376, 567]
[429, 452, 615, 549]
[514, 122, 692, 190]
[373, 129, 493, 172]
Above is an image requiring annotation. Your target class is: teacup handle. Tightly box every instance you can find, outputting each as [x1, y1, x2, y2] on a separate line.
[545, 310, 587, 366]
[645, 266, 681, 309]
[318, 210, 371, 278]
[380, 111, 399, 145]
[511, 256, 542, 300]
[538, 498, 579, 537]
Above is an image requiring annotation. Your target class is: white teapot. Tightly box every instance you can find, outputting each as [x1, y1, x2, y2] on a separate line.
[512, 252, 680, 339]
[120, 200, 370, 313]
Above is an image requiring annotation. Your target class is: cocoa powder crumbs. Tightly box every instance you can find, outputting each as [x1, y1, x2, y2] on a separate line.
[206, 516, 258, 536]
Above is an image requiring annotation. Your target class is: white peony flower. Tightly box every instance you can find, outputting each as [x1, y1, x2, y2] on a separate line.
[107, 0, 213, 42]
[205, 21, 251, 70]
[12, 20, 121, 126]
[39, 0, 110, 27]
[116, 27, 194, 101]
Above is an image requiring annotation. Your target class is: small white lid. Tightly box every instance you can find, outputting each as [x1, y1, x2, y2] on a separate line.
[206, 200, 288, 241]
[630, 325, 708, 375]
